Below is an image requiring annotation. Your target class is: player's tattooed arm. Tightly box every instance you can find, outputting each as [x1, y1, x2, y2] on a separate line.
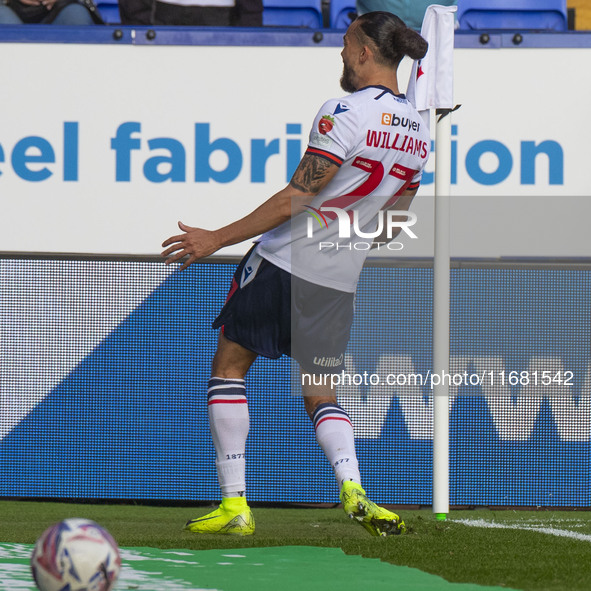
[289, 154, 339, 194]
[163, 154, 337, 270]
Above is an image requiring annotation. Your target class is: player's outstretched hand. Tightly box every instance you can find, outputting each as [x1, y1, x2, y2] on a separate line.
[161, 221, 219, 271]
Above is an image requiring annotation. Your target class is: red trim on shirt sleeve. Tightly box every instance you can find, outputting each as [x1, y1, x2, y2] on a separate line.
[408, 181, 420, 190]
[305, 147, 344, 167]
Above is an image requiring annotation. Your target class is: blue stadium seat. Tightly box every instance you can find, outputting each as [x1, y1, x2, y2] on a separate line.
[330, 0, 356, 29]
[457, 0, 568, 31]
[262, 0, 323, 28]
[96, 0, 120, 24]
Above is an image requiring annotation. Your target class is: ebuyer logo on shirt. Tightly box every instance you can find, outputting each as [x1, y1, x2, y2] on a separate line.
[381, 113, 422, 132]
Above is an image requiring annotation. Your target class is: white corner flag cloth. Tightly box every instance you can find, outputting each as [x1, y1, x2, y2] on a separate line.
[406, 4, 457, 126]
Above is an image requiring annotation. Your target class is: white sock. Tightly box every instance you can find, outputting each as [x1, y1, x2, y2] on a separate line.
[312, 402, 361, 489]
[208, 377, 249, 498]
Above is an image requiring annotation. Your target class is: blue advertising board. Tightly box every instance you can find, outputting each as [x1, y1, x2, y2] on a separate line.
[1, 258, 589, 506]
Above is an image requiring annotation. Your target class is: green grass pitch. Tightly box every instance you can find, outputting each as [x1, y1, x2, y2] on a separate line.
[2, 500, 591, 590]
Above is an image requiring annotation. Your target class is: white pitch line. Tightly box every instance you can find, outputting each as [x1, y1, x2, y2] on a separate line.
[453, 518, 591, 543]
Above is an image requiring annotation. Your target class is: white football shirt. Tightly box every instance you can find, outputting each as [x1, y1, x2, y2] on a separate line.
[257, 85, 431, 293]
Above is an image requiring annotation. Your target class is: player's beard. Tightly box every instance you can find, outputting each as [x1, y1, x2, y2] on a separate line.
[340, 63, 357, 93]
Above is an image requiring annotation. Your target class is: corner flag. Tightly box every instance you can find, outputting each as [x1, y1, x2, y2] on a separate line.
[407, 4, 457, 125]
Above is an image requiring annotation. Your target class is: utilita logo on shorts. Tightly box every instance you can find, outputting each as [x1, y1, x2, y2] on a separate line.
[313, 354, 344, 368]
[304, 205, 418, 251]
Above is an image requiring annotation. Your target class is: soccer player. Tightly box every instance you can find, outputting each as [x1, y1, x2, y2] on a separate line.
[162, 11, 430, 536]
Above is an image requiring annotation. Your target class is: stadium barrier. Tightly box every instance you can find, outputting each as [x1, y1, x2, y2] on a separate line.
[1, 28, 590, 507]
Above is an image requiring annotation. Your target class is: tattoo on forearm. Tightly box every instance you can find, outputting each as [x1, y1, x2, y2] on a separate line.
[290, 154, 333, 193]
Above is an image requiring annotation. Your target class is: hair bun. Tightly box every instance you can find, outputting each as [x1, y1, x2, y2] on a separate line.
[401, 28, 428, 60]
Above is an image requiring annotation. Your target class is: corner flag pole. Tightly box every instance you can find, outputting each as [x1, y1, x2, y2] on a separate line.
[407, 4, 456, 521]
[433, 107, 451, 520]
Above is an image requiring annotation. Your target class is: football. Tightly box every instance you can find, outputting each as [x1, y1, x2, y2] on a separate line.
[31, 518, 121, 591]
